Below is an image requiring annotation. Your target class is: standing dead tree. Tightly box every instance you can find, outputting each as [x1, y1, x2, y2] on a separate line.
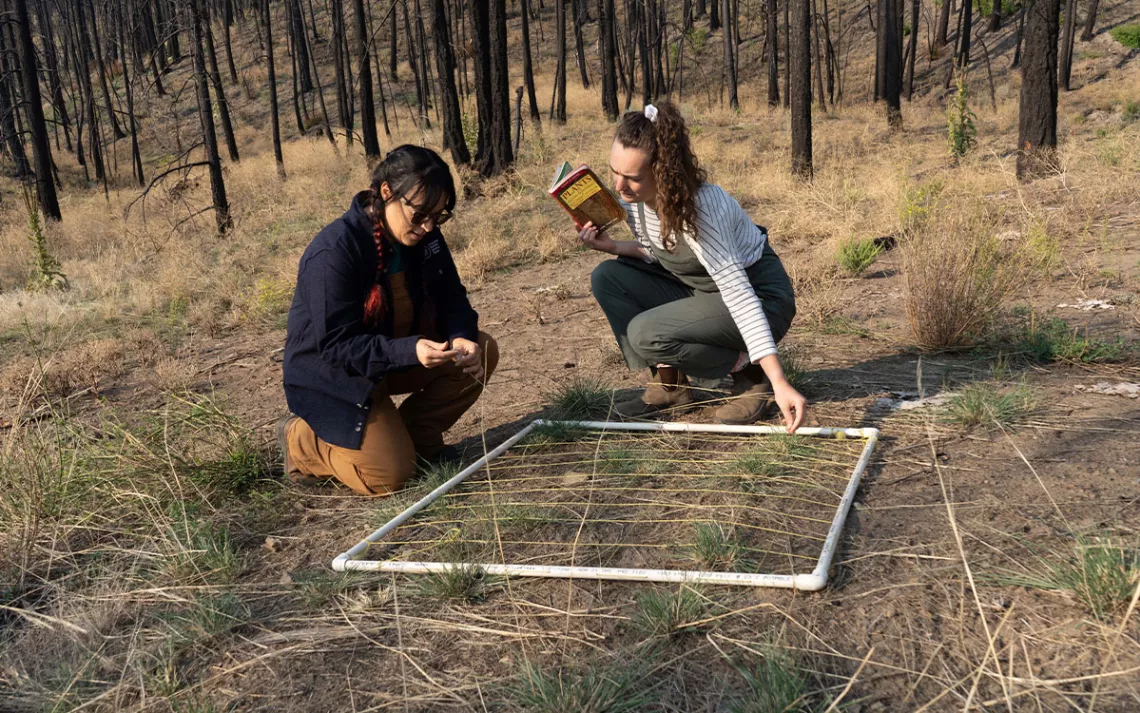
[190, 0, 231, 233]
[790, 0, 812, 178]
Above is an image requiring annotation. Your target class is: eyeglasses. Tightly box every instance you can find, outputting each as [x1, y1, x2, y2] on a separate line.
[400, 196, 452, 228]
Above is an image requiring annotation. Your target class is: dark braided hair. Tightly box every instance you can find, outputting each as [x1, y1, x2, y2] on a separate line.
[614, 100, 706, 251]
[362, 145, 457, 327]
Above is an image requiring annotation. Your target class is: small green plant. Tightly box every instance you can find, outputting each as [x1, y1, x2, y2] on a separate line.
[688, 26, 710, 54]
[947, 70, 978, 161]
[836, 238, 884, 276]
[726, 644, 820, 713]
[189, 437, 271, 493]
[414, 564, 499, 603]
[154, 593, 250, 648]
[597, 446, 639, 475]
[1023, 220, 1060, 275]
[23, 185, 68, 291]
[898, 179, 943, 236]
[945, 382, 1033, 429]
[1109, 23, 1140, 50]
[1122, 101, 1140, 123]
[292, 570, 372, 608]
[507, 657, 657, 712]
[522, 420, 589, 448]
[165, 514, 242, 584]
[1001, 537, 1140, 621]
[631, 586, 708, 637]
[987, 314, 1133, 364]
[690, 522, 743, 570]
[548, 376, 614, 420]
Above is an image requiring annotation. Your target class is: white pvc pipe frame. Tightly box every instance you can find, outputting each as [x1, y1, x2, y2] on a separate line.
[332, 420, 880, 590]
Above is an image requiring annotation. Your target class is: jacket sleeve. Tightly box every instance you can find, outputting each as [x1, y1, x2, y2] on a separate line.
[427, 235, 479, 342]
[301, 244, 421, 380]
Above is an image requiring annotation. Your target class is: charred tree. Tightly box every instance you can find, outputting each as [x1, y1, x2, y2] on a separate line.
[475, 0, 513, 176]
[879, 0, 902, 128]
[723, 0, 738, 108]
[116, 0, 144, 186]
[811, 0, 825, 110]
[905, 0, 919, 99]
[551, 0, 567, 123]
[36, 1, 73, 152]
[203, 8, 240, 161]
[599, 0, 619, 119]
[766, 0, 779, 106]
[289, 0, 313, 92]
[1081, 0, 1100, 41]
[936, 0, 952, 47]
[783, 0, 790, 107]
[1017, 0, 1059, 181]
[82, 0, 126, 139]
[352, 0, 381, 157]
[790, 0, 812, 178]
[222, 0, 239, 83]
[1058, 0, 1077, 90]
[958, 0, 973, 69]
[432, 0, 469, 165]
[263, 0, 285, 176]
[573, 0, 590, 88]
[522, 0, 543, 123]
[389, 2, 398, 79]
[190, 0, 231, 233]
[331, 0, 353, 143]
[14, 0, 60, 218]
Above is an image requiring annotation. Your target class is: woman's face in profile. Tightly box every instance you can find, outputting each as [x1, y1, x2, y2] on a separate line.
[609, 140, 657, 206]
[378, 183, 451, 247]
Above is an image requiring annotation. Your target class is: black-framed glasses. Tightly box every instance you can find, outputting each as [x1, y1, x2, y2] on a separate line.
[400, 197, 452, 227]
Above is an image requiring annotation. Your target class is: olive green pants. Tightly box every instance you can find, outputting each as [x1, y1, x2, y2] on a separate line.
[590, 258, 795, 380]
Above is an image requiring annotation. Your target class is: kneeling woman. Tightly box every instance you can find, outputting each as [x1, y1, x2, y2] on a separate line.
[580, 101, 806, 431]
[279, 145, 497, 495]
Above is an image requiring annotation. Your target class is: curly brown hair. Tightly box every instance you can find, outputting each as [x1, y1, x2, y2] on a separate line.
[614, 100, 706, 250]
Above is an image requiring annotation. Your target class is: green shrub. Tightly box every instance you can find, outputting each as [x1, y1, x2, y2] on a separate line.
[1109, 24, 1140, 50]
[945, 383, 1034, 429]
[947, 70, 978, 161]
[836, 238, 883, 276]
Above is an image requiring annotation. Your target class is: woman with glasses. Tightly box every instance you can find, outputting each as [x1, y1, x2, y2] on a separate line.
[278, 145, 497, 496]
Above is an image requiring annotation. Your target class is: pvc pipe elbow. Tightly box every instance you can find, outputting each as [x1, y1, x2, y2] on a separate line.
[793, 572, 828, 591]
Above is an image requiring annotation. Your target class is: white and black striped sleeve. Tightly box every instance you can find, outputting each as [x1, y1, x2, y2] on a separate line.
[686, 187, 778, 362]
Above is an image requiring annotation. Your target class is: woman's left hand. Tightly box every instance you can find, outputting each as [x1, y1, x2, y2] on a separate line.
[771, 379, 807, 434]
[451, 338, 485, 382]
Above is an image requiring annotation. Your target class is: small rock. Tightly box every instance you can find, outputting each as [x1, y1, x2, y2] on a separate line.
[263, 536, 280, 553]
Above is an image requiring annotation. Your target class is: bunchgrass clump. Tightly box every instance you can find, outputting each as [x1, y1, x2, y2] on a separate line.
[986, 313, 1133, 364]
[726, 644, 822, 713]
[413, 564, 500, 603]
[945, 382, 1034, 429]
[1002, 537, 1140, 621]
[631, 586, 708, 637]
[522, 420, 590, 448]
[690, 522, 743, 570]
[1109, 23, 1140, 49]
[778, 345, 811, 392]
[507, 657, 657, 712]
[548, 376, 614, 420]
[597, 446, 640, 475]
[188, 437, 271, 494]
[292, 570, 373, 608]
[153, 593, 250, 649]
[836, 238, 883, 276]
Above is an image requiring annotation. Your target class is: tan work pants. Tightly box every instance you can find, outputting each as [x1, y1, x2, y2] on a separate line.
[286, 332, 499, 496]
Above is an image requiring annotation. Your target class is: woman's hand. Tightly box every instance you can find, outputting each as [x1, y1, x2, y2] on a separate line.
[416, 339, 459, 369]
[771, 379, 807, 434]
[577, 221, 617, 254]
[450, 337, 485, 382]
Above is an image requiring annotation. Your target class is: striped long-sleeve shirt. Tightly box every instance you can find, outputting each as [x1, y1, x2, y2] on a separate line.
[621, 183, 777, 362]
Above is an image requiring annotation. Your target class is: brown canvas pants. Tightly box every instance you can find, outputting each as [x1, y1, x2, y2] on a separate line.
[285, 332, 499, 496]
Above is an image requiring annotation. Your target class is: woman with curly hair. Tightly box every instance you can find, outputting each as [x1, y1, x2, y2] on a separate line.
[278, 145, 497, 495]
[579, 101, 805, 431]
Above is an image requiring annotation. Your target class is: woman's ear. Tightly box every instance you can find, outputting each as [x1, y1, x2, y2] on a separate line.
[378, 182, 393, 201]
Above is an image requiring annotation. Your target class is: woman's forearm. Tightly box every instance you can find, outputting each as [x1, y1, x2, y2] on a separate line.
[756, 353, 788, 386]
[610, 240, 652, 262]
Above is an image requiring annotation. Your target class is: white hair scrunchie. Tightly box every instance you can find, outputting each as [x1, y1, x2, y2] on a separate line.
[643, 104, 659, 123]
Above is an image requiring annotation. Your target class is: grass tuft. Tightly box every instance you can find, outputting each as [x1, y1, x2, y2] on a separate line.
[945, 382, 1034, 429]
[726, 643, 822, 713]
[1109, 23, 1140, 49]
[987, 313, 1134, 364]
[836, 238, 883, 276]
[630, 586, 708, 637]
[507, 656, 657, 712]
[1002, 537, 1140, 621]
[690, 522, 743, 570]
[413, 564, 500, 603]
[548, 376, 615, 420]
[523, 420, 591, 448]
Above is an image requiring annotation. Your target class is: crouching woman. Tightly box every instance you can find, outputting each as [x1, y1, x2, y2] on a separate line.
[279, 145, 497, 495]
[580, 101, 806, 431]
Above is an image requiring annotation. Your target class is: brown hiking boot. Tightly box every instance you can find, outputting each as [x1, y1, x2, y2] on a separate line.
[276, 415, 322, 487]
[612, 369, 695, 419]
[714, 366, 776, 425]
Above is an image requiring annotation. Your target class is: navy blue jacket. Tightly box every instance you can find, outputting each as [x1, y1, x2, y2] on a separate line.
[283, 191, 479, 449]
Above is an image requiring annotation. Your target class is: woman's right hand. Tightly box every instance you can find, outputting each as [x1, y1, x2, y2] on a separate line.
[416, 339, 459, 368]
[577, 221, 617, 254]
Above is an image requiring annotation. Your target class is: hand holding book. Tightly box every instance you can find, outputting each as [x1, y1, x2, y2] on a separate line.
[548, 161, 626, 232]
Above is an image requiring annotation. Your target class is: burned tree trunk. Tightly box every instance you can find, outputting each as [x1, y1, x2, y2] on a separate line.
[190, 0, 231, 233]
[723, 0, 738, 108]
[432, 0, 469, 165]
[879, 0, 902, 128]
[573, 0, 590, 88]
[1017, 0, 1059, 181]
[905, 0, 919, 99]
[289, 0, 313, 92]
[522, 0, 543, 123]
[36, 0, 73, 152]
[203, 8, 240, 161]
[222, 0, 239, 83]
[783, 0, 790, 107]
[766, 0, 779, 107]
[551, 0, 567, 123]
[82, 0, 126, 139]
[1081, 0, 1100, 41]
[599, 0, 619, 119]
[1058, 0, 1077, 90]
[936, 0, 952, 47]
[14, 0, 60, 218]
[117, 0, 144, 186]
[263, 0, 285, 176]
[331, 0, 353, 143]
[352, 0, 381, 157]
[811, 0, 825, 110]
[790, 0, 812, 178]
[475, 0, 513, 176]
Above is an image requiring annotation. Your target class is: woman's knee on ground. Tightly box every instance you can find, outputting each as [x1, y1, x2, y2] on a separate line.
[342, 449, 417, 496]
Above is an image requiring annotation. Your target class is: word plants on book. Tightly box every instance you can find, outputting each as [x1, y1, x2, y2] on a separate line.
[548, 161, 626, 231]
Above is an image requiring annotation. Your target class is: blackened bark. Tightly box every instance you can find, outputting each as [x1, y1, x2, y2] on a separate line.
[880, 0, 902, 128]
[811, 0, 825, 109]
[1017, 0, 1059, 180]
[521, 0, 542, 122]
[290, 0, 312, 92]
[723, 0, 737, 108]
[79, 0, 126, 139]
[905, 0, 919, 98]
[573, 0, 590, 88]
[783, 0, 790, 107]
[352, 0, 381, 157]
[389, 2, 398, 79]
[203, 11, 240, 160]
[989, 0, 1002, 31]
[551, 0, 566, 123]
[332, 0, 352, 142]
[637, 1, 651, 103]
[36, 1, 73, 152]
[69, 0, 105, 180]
[958, 0, 973, 68]
[599, 0, 619, 119]
[222, 0, 238, 82]
[432, 0, 469, 165]
[289, 18, 305, 135]
[710, 0, 720, 30]
[14, 0, 60, 217]
[790, 0, 812, 178]
[1058, 0, 1077, 90]
[767, 0, 779, 106]
[190, 0, 231, 233]
[1013, 8, 1025, 67]
[1081, 0, 1100, 41]
[477, 0, 513, 176]
[296, 0, 335, 143]
[264, 0, 285, 176]
[936, 0, 952, 47]
[117, 0, 144, 186]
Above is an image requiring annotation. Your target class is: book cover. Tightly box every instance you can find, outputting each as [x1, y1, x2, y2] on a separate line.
[548, 162, 626, 231]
